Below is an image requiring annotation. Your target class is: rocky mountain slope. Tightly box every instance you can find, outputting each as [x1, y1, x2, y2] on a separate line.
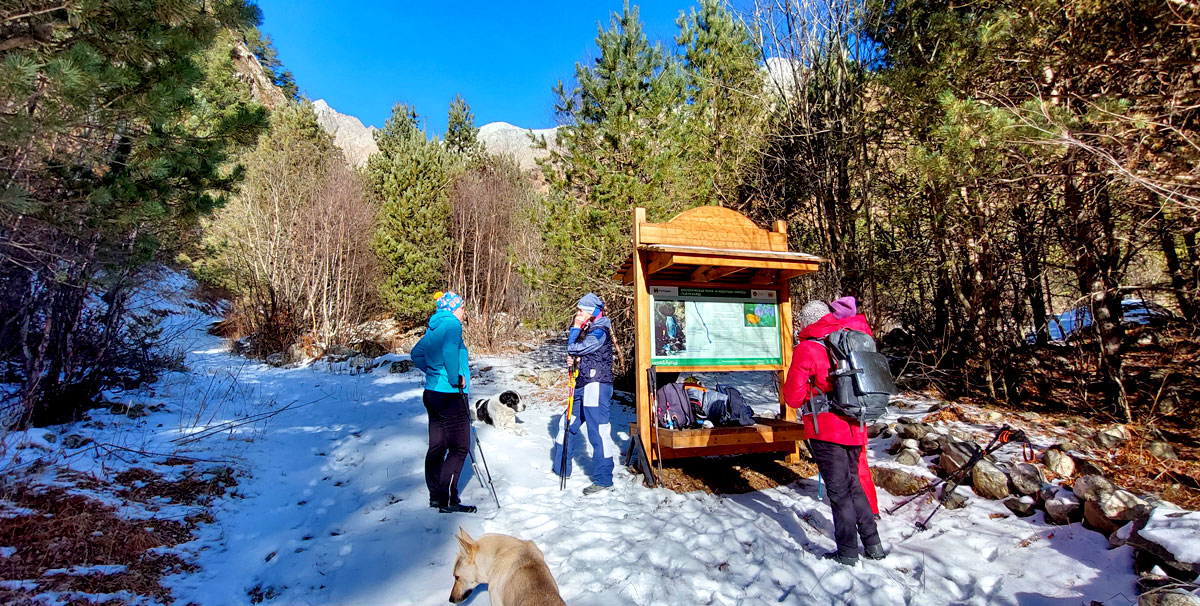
[312, 99, 379, 167]
[478, 122, 558, 172]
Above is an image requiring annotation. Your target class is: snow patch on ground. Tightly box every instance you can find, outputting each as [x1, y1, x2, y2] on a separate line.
[0, 269, 1154, 605]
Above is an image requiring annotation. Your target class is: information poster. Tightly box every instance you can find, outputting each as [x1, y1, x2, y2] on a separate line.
[649, 286, 782, 368]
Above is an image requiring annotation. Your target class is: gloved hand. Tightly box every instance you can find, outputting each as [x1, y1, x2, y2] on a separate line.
[454, 375, 466, 390]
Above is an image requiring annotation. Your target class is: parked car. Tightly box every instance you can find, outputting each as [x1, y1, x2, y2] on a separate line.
[1028, 298, 1176, 342]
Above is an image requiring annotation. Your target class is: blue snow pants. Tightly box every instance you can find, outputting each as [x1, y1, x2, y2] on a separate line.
[551, 381, 615, 486]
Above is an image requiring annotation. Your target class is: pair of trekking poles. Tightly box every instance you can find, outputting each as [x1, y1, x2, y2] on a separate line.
[886, 424, 1031, 530]
[458, 385, 501, 509]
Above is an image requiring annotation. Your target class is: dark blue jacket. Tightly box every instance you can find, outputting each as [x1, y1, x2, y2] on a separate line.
[568, 315, 613, 386]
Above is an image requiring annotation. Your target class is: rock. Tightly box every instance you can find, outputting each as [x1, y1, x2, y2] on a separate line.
[871, 467, 928, 496]
[919, 433, 943, 454]
[895, 449, 923, 466]
[1003, 496, 1037, 517]
[1084, 499, 1125, 534]
[1073, 456, 1106, 477]
[1036, 482, 1058, 503]
[62, 434, 93, 449]
[897, 422, 931, 440]
[536, 370, 562, 388]
[1138, 588, 1200, 606]
[1043, 448, 1076, 478]
[985, 411, 1004, 423]
[1007, 463, 1044, 496]
[1045, 490, 1082, 525]
[265, 353, 286, 367]
[515, 368, 536, 382]
[126, 403, 148, 419]
[286, 343, 307, 363]
[867, 422, 889, 439]
[971, 460, 1011, 500]
[353, 340, 390, 358]
[925, 401, 946, 413]
[388, 360, 414, 374]
[1094, 424, 1131, 449]
[313, 99, 379, 167]
[940, 441, 978, 476]
[1072, 474, 1116, 503]
[887, 437, 919, 455]
[1100, 489, 1153, 522]
[1129, 508, 1200, 575]
[940, 485, 970, 510]
[42, 432, 56, 444]
[1147, 441, 1179, 460]
[478, 121, 560, 172]
[325, 344, 354, 361]
[896, 415, 920, 424]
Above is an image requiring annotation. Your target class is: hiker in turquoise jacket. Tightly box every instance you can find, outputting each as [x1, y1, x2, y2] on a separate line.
[411, 291, 475, 514]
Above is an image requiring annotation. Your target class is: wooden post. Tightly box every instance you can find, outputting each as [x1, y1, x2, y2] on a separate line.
[633, 208, 654, 463]
[773, 219, 801, 463]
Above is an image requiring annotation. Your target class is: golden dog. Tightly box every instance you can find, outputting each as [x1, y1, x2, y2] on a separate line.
[450, 528, 566, 605]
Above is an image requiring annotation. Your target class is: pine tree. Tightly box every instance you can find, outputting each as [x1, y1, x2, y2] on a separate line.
[368, 103, 458, 322]
[446, 94, 484, 160]
[0, 0, 269, 426]
[676, 0, 765, 206]
[531, 2, 693, 325]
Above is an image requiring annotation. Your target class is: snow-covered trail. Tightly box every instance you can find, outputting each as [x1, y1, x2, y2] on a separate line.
[19, 273, 1139, 605]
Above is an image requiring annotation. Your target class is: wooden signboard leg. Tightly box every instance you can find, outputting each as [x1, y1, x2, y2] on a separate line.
[633, 208, 654, 464]
[777, 283, 800, 464]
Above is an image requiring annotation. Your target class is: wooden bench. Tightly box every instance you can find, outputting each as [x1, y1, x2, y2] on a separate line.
[631, 418, 805, 460]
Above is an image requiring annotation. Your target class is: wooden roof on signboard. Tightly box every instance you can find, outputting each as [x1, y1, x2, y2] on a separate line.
[613, 206, 824, 286]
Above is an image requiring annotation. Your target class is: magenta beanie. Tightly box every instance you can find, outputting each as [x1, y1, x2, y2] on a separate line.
[830, 296, 858, 319]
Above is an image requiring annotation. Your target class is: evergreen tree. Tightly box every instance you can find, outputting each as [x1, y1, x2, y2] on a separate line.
[368, 103, 458, 322]
[446, 94, 485, 160]
[0, 0, 269, 426]
[531, 2, 692, 325]
[676, 0, 765, 206]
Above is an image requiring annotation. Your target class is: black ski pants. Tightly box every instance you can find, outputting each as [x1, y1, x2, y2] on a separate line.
[809, 438, 881, 558]
[424, 389, 470, 507]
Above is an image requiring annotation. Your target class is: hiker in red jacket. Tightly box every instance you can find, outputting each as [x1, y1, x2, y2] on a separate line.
[783, 297, 887, 566]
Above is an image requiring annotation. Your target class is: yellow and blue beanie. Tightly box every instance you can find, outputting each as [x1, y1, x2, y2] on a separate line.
[435, 291, 464, 312]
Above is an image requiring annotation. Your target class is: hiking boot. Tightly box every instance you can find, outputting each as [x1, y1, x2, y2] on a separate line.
[582, 483, 612, 496]
[864, 543, 888, 560]
[438, 503, 477, 514]
[822, 552, 858, 566]
[429, 499, 445, 509]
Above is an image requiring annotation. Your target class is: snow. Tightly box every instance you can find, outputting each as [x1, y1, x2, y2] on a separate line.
[1139, 508, 1200, 565]
[0, 269, 1164, 605]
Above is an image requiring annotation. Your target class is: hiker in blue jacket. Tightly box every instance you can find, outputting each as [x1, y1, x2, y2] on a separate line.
[552, 293, 617, 495]
[411, 291, 475, 514]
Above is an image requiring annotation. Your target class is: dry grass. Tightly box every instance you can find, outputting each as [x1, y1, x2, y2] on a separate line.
[652, 453, 820, 494]
[115, 466, 236, 506]
[0, 464, 235, 604]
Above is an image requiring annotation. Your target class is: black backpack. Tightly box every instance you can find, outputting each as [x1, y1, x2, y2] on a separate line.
[714, 384, 754, 427]
[814, 328, 897, 423]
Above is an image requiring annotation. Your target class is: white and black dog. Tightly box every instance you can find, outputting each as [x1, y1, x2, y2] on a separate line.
[474, 390, 525, 433]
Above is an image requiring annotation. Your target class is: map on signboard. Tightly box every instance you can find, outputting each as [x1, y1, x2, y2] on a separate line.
[649, 286, 783, 368]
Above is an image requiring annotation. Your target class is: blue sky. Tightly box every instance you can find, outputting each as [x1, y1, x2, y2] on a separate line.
[255, 1, 726, 134]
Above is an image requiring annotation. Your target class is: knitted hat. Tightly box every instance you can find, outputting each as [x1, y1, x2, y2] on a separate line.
[435, 291, 464, 312]
[830, 296, 858, 319]
[576, 292, 604, 316]
[798, 300, 832, 329]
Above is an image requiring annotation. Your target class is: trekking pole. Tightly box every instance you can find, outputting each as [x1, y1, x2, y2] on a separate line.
[887, 425, 1029, 530]
[459, 386, 500, 509]
[648, 365, 663, 475]
[558, 362, 578, 490]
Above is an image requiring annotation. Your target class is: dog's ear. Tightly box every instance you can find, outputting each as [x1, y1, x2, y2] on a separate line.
[456, 527, 477, 560]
